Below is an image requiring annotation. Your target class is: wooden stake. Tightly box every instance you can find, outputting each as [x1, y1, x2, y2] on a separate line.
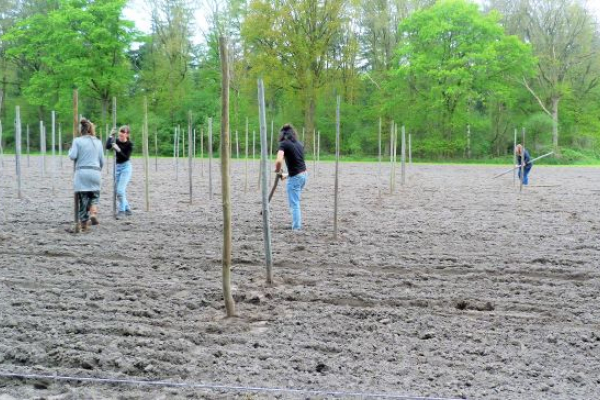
[0, 119, 4, 169]
[200, 127, 204, 177]
[112, 97, 117, 218]
[317, 130, 320, 178]
[155, 128, 158, 172]
[59, 123, 63, 168]
[51, 111, 56, 193]
[520, 128, 525, 192]
[513, 128, 517, 186]
[378, 117, 382, 182]
[143, 97, 150, 211]
[258, 78, 273, 284]
[244, 117, 249, 192]
[390, 121, 395, 193]
[15, 107, 23, 199]
[73, 89, 79, 232]
[26, 124, 30, 167]
[408, 133, 412, 166]
[40, 121, 46, 177]
[219, 35, 236, 317]
[208, 117, 213, 200]
[401, 125, 406, 186]
[333, 95, 341, 239]
[188, 110, 193, 203]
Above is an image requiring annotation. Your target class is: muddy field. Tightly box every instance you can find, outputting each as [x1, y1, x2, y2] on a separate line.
[0, 155, 599, 400]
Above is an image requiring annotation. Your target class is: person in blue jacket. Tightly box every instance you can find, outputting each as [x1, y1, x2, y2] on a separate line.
[515, 144, 532, 185]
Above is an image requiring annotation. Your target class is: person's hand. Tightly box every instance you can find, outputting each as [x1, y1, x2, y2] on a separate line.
[110, 128, 117, 137]
[112, 143, 121, 152]
[281, 173, 289, 180]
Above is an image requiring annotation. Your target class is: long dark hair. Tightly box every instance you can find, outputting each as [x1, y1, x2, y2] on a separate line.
[279, 123, 297, 142]
[80, 118, 95, 136]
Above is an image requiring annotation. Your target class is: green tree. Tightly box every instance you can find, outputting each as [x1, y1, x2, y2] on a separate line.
[392, 0, 534, 156]
[4, 0, 135, 124]
[242, 0, 347, 148]
[487, 0, 600, 154]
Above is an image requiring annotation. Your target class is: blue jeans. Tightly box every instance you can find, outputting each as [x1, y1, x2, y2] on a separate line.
[287, 172, 307, 230]
[518, 165, 532, 185]
[116, 161, 132, 212]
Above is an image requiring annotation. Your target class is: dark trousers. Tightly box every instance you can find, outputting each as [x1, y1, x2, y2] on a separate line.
[77, 191, 100, 222]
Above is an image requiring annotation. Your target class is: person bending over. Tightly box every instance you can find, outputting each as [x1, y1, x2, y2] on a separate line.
[275, 124, 307, 231]
[515, 144, 532, 185]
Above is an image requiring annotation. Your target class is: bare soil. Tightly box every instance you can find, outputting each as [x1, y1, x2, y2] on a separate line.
[0, 156, 599, 399]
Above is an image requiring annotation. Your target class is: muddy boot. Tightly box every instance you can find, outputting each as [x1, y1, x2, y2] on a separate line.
[90, 205, 99, 225]
[80, 220, 90, 232]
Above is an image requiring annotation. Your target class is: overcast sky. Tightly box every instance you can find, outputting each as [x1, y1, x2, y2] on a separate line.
[123, 0, 208, 44]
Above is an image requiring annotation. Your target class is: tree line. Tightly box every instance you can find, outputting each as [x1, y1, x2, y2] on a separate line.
[1, 0, 599, 161]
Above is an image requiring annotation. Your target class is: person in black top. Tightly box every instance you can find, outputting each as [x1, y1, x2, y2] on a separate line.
[275, 124, 307, 230]
[106, 125, 134, 218]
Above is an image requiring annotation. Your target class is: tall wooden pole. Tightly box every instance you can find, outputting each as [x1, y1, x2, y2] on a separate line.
[40, 121, 46, 177]
[208, 117, 213, 200]
[466, 124, 472, 158]
[269, 119, 274, 183]
[51, 111, 56, 170]
[175, 126, 180, 181]
[188, 110, 193, 203]
[235, 129, 239, 159]
[244, 117, 249, 192]
[312, 129, 316, 177]
[317, 130, 320, 178]
[0, 119, 4, 169]
[333, 95, 341, 239]
[219, 36, 236, 317]
[112, 97, 117, 219]
[51, 111, 56, 192]
[59, 123, 63, 168]
[143, 97, 150, 211]
[513, 128, 517, 186]
[252, 129, 256, 160]
[408, 133, 412, 166]
[155, 129, 158, 172]
[200, 127, 204, 177]
[73, 89, 79, 231]
[378, 117, 382, 181]
[15, 107, 23, 199]
[401, 125, 406, 186]
[26, 124, 30, 167]
[520, 127, 525, 192]
[258, 78, 273, 284]
[390, 121, 396, 194]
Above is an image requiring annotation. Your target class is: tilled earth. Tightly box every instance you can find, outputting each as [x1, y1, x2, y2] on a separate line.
[0, 156, 599, 399]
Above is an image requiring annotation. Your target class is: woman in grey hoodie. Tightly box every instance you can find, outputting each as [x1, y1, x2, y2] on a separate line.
[69, 118, 104, 231]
